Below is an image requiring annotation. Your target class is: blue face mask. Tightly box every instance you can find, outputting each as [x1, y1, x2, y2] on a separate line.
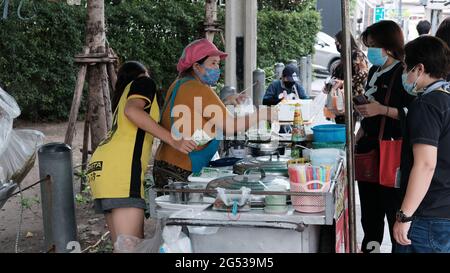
[195, 64, 221, 86]
[367, 47, 388, 67]
[402, 67, 421, 96]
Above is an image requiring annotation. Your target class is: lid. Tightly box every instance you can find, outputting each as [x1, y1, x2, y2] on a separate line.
[233, 155, 290, 176]
[206, 169, 290, 195]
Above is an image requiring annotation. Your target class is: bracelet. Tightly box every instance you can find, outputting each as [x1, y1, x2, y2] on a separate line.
[385, 106, 390, 116]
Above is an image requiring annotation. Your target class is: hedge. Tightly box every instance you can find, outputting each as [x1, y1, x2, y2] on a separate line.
[0, 0, 319, 121]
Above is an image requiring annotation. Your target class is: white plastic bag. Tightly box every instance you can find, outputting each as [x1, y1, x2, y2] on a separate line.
[159, 225, 192, 253]
[0, 129, 44, 184]
[0, 87, 20, 119]
[0, 181, 17, 210]
[0, 87, 20, 156]
[114, 220, 164, 253]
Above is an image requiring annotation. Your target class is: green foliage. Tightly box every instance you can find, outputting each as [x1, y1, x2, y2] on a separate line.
[257, 9, 321, 69]
[0, 1, 86, 121]
[20, 195, 40, 210]
[258, 0, 317, 11]
[0, 0, 319, 121]
[105, 0, 206, 89]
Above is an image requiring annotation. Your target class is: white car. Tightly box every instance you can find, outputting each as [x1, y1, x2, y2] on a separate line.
[313, 31, 341, 73]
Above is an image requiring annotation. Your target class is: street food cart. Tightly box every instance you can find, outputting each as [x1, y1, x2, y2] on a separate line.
[149, 120, 350, 253]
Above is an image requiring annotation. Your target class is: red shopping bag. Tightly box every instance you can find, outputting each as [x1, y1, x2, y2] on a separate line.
[379, 139, 402, 188]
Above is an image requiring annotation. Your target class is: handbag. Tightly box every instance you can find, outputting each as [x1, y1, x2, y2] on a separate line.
[355, 66, 402, 185]
[379, 135, 402, 188]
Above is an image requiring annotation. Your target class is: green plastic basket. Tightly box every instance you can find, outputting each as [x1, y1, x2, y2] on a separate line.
[312, 142, 346, 150]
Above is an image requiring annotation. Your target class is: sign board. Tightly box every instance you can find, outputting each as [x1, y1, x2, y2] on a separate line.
[374, 6, 385, 22]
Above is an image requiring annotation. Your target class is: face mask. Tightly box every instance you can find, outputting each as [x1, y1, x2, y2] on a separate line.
[284, 81, 295, 89]
[195, 64, 221, 86]
[402, 67, 422, 96]
[367, 47, 388, 67]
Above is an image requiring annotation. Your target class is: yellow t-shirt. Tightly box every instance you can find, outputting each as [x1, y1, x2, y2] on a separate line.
[155, 77, 229, 171]
[87, 77, 159, 199]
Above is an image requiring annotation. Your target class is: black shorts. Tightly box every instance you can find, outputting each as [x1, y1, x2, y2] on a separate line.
[94, 198, 146, 214]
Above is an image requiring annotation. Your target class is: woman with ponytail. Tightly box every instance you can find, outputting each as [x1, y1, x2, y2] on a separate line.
[87, 61, 196, 248]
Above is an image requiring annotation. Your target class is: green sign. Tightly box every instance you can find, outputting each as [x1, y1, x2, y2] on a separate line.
[374, 7, 385, 22]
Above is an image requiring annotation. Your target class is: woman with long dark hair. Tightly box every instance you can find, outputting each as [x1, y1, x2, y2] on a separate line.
[354, 20, 416, 253]
[87, 61, 196, 247]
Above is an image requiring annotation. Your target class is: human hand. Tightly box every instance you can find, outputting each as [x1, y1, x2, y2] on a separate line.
[355, 101, 384, 118]
[171, 138, 197, 154]
[332, 79, 344, 90]
[393, 221, 412, 246]
[236, 93, 250, 104]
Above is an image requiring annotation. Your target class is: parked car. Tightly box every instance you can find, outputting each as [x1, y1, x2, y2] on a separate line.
[313, 31, 341, 73]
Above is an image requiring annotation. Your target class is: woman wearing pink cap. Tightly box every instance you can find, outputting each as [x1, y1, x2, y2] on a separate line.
[153, 38, 275, 187]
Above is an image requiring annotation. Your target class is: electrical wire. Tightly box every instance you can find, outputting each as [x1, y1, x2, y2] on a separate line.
[15, 183, 24, 253]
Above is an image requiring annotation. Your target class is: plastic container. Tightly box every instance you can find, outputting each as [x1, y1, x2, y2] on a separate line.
[290, 181, 331, 213]
[264, 184, 288, 214]
[312, 142, 345, 150]
[310, 148, 341, 166]
[311, 124, 346, 143]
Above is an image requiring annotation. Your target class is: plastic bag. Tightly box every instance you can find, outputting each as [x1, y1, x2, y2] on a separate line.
[0, 129, 44, 184]
[0, 87, 20, 157]
[0, 181, 17, 210]
[0, 87, 20, 119]
[159, 225, 192, 253]
[114, 219, 164, 253]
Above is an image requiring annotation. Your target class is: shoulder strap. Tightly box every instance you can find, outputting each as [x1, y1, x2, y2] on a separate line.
[436, 88, 450, 95]
[159, 77, 194, 123]
[378, 64, 402, 141]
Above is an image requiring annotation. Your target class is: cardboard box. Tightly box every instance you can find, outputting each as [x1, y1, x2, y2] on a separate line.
[277, 99, 312, 121]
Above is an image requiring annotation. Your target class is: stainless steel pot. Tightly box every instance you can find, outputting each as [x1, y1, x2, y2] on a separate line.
[245, 141, 285, 157]
[233, 154, 290, 177]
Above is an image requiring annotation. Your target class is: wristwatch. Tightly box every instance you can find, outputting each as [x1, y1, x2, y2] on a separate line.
[396, 210, 414, 223]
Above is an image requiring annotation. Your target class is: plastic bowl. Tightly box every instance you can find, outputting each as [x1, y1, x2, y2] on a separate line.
[311, 124, 346, 143]
[310, 148, 341, 167]
[312, 142, 346, 150]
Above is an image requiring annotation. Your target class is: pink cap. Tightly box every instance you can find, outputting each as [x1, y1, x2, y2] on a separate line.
[177, 38, 228, 73]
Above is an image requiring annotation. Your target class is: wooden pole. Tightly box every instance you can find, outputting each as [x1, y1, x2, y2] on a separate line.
[86, 0, 111, 150]
[80, 86, 91, 193]
[101, 65, 112, 131]
[205, 0, 218, 42]
[64, 57, 88, 146]
[107, 47, 118, 91]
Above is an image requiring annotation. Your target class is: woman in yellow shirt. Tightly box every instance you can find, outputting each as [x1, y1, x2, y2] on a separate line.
[87, 61, 196, 245]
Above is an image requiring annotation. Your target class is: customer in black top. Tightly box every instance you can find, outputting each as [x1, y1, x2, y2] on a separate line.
[354, 20, 416, 253]
[394, 36, 450, 253]
[435, 17, 450, 81]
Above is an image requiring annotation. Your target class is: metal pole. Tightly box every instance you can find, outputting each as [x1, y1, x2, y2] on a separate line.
[38, 143, 77, 253]
[253, 68, 266, 106]
[341, 0, 357, 253]
[274, 63, 285, 80]
[299, 57, 308, 94]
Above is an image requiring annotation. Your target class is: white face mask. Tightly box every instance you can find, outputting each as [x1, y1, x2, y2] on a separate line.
[402, 67, 422, 96]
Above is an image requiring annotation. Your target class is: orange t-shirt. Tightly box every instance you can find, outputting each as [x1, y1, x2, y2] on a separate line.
[155, 77, 230, 171]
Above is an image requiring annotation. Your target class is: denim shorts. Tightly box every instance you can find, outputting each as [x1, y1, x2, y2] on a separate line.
[94, 198, 147, 214]
[396, 216, 450, 253]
